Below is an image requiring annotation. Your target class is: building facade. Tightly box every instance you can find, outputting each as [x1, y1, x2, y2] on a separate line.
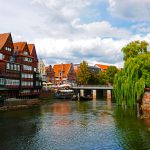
[0, 33, 42, 99]
[53, 63, 76, 85]
[45, 65, 55, 83]
[38, 58, 46, 82]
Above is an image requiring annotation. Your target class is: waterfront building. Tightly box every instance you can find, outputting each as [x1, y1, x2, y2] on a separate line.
[53, 63, 76, 85]
[38, 58, 46, 82]
[45, 65, 55, 84]
[0, 33, 42, 99]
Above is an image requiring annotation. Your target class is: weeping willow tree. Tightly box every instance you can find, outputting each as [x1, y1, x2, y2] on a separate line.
[114, 54, 150, 106]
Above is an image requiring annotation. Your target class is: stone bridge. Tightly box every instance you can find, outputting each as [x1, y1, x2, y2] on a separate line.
[72, 85, 113, 100]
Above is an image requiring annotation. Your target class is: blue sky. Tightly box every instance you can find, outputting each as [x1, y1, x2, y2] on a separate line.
[0, 0, 150, 67]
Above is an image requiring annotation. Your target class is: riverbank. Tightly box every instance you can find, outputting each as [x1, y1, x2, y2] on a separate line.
[0, 98, 41, 112]
[142, 91, 150, 119]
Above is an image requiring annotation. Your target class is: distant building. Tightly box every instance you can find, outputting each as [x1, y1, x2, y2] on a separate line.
[53, 63, 76, 85]
[95, 64, 110, 72]
[38, 58, 46, 82]
[45, 65, 55, 83]
[73, 64, 80, 76]
[88, 66, 101, 74]
[73, 64, 101, 76]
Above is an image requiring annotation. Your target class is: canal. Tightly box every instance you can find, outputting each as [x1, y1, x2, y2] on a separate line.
[0, 99, 150, 150]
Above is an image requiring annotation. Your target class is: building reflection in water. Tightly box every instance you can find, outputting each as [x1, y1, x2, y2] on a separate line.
[52, 102, 71, 116]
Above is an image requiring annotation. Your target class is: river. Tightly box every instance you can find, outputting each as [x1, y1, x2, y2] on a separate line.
[0, 99, 150, 150]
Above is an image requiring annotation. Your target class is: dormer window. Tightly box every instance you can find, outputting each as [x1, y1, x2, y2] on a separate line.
[23, 51, 28, 55]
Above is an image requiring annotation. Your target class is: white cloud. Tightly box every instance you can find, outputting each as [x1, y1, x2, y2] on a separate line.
[1, 0, 150, 68]
[109, 0, 150, 21]
[32, 0, 94, 21]
[72, 20, 131, 38]
[33, 37, 127, 66]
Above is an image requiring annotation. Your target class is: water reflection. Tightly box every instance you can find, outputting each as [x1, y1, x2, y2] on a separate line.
[114, 106, 150, 150]
[0, 107, 42, 150]
[0, 100, 150, 149]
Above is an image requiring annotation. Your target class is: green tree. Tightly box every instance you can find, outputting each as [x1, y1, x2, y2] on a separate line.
[97, 71, 108, 85]
[88, 72, 99, 85]
[122, 40, 149, 61]
[77, 61, 91, 85]
[106, 66, 118, 85]
[114, 53, 150, 106]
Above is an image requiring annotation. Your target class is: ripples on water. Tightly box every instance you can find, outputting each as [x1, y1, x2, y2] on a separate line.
[0, 99, 150, 150]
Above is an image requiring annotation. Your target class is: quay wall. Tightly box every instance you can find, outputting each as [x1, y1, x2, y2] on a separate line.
[142, 91, 150, 118]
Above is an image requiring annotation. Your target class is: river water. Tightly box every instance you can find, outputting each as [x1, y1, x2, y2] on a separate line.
[0, 99, 150, 150]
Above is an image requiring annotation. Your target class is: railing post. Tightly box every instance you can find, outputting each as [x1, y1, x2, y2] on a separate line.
[107, 90, 111, 99]
[80, 89, 84, 96]
[92, 90, 96, 100]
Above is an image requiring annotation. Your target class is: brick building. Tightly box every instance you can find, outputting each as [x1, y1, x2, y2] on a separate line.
[0, 33, 42, 99]
[53, 63, 76, 85]
[45, 65, 55, 83]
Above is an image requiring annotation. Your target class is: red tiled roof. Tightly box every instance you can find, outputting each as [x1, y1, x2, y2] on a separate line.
[28, 44, 34, 54]
[53, 64, 71, 77]
[0, 33, 10, 49]
[28, 44, 38, 60]
[96, 64, 109, 70]
[13, 42, 26, 53]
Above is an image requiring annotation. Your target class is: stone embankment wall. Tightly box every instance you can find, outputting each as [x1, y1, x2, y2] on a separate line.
[142, 91, 150, 118]
[0, 98, 40, 112]
[39, 89, 54, 99]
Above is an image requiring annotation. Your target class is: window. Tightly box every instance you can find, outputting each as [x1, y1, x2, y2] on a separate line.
[6, 79, 19, 86]
[34, 68, 37, 72]
[23, 57, 32, 62]
[11, 64, 13, 70]
[21, 73, 33, 79]
[21, 81, 33, 86]
[0, 78, 5, 85]
[17, 65, 20, 71]
[23, 51, 28, 55]
[23, 65, 32, 71]
[14, 64, 17, 70]
[5, 47, 11, 51]
[7, 63, 10, 69]
[0, 53, 4, 60]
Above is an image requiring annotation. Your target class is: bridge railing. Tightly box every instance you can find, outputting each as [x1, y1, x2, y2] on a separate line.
[72, 85, 113, 88]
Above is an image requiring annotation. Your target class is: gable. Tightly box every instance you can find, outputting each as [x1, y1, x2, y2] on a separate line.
[0, 33, 14, 53]
[53, 64, 71, 78]
[14, 42, 30, 55]
[28, 44, 38, 61]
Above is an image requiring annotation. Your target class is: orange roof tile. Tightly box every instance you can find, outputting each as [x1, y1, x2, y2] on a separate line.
[28, 44, 38, 60]
[53, 64, 71, 77]
[13, 42, 26, 53]
[0, 33, 10, 49]
[28, 44, 34, 54]
[96, 64, 109, 70]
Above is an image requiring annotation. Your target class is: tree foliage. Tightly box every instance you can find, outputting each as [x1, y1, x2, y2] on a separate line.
[122, 40, 149, 61]
[77, 61, 118, 85]
[97, 71, 108, 85]
[106, 66, 118, 85]
[114, 53, 150, 106]
[77, 61, 91, 85]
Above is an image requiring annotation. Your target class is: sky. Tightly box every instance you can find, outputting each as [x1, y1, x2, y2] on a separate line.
[1, 0, 150, 67]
